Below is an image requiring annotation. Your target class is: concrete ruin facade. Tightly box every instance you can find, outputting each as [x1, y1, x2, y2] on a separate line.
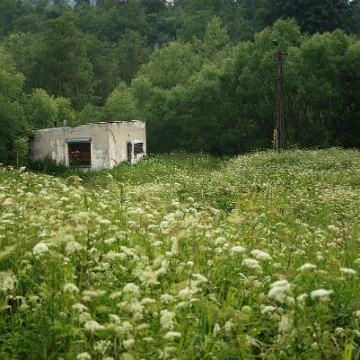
[30, 121, 146, 170]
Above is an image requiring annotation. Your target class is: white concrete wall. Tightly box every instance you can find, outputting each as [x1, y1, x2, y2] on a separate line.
[30, 121, 146, 170]
[108, 121, 147, 166]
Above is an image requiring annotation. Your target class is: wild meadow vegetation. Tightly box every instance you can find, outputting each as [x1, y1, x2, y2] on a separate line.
[1, 148, 360, 359]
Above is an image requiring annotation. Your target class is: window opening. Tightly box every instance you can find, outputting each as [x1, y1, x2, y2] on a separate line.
[134, 143, 144, 154]
[68, 142, 91, 167]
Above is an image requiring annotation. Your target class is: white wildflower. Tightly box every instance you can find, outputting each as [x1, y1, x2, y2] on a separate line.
[242, 258, 261, 270]
[310, 289, 333, 300]
[109, 291, 122, 299]
[65, 241, 83, 254]
[122, 338, 135, 349]
[108, 314, 121, 323]
[213, 323, 221, 336]
[224, 320, 234, 333]
[84, 320, 104, 332]
[268, 279, 291, 302]
[135, 323, 150, 331]
[160, 310, 176, 330]
[115, 321, 133, 335]
[32, 243, 49, 255]
[340, 267, 357, 275]
[278, 315, 293, 333]
[170, 237, 178, 254]
[296, 293, 308, 303]
[261, 306, 277, 315]
[1, 273, 15, 291]
[178, 287, 197, 299]
[94, 339, 111, 352]
[123, 283, 140, 297]
[82, 290, 106, 298]
[160, 294, 175, 304]
[72, 303, 88, 312]
[78, 312, 92, 323]
[251, 249, 272, 261]
[104, 237, 116, 244]
[63, 283, 79, 293]
[192, 273, 208, 283]
[231, 246, 246, 253]
[241, 305, 252, 314]
[141, 297, 156, 305]
[335, 327, 345, 337]
[77, 352, 91, 360]
[328, 225, 340, 232]
[163, 331, 182, 340]
[19, 299, 30, 310]
[299, 263, 317, 271]
[142, 337, 153, 342]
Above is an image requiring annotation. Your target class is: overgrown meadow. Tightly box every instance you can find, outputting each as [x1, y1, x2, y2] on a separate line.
[2, 149, 360, 360]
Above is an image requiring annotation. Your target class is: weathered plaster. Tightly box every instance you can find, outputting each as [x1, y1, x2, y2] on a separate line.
[30, 121, 146, 170]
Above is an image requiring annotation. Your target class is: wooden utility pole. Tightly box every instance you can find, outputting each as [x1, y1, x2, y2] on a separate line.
[272, 39, 285, 150]
[276, 49, 284, 150]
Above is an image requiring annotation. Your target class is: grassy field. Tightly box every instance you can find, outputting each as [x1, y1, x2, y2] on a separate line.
[1, 148, 360, 359]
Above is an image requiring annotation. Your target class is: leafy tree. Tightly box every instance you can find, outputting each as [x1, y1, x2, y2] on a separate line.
[0, 0, 28, 38]
[286, 29, 355, 147]
[101, 83, 142, 122]
[44, 0, 72, 19]
[0, 46, 27, 164]
[138, 42, 201, 89]
[54, 96, 76, 125]
[25, 89, 59, 129]
[174, 0, 224, 42]
[86, 37, 118, 105]
[116, 30, 149, 85]
[39, 13, 95, 110]
[76, 103, 101, 124]
[219, 0, 253, 43]
[90, 0, 147, 43]
[193, 17, 231, 62]
[253, 0, 359, 35]
[141, 0, 167, 14]
[75, 0, 90, 6]
[25, 89, 76, 129]
[3, 32, 42, 94]
[13, 13, 44, 34]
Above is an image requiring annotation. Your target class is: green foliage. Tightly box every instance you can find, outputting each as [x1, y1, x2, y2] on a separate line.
[25, 89, 76, 129]
[2, 1, 360, 160]
[40, 13, 95, 110]
[138, 42, 202, 89]
[0, 46, 27, 165]
[2, 149, 360, 359]
[13, 137, 29, 168]
[253, 0, 357, 35]
[101, 83, 142, 122]
[117, 30, 149, 85]
[27, 154, 69, 175]
[25, 89, 59, 129]
[76, 103, 101, 124]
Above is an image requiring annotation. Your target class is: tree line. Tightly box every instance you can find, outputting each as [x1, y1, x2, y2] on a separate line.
[1, 0, 360, 165]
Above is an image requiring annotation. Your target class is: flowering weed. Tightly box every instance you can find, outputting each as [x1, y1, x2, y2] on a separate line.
[1, 148, 360, 359]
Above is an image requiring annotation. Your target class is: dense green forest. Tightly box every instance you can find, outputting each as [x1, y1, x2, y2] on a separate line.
[1, 0, 360, 164]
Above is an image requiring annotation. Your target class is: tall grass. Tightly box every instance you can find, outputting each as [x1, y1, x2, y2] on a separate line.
[1, 148, 360, 359]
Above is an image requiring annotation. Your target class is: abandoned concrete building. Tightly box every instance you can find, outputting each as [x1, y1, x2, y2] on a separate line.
[30, 121, 146, 170]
